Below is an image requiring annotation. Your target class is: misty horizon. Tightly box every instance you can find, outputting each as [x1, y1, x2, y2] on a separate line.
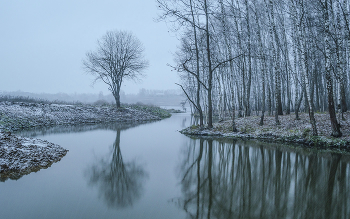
[0, 0, 180, 95]
[0, 89, 186, 107]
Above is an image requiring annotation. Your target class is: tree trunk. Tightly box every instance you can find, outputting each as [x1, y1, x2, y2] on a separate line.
[253, 0, 266, 125]
[336, 0, 348, 114]
[113, 84, 121, 108]
[245, 0, 252, 117]
[190, 0, 204, 127]
[295, 91, 303, 121]
[265, 0, 281, 125]
[298, 1, 318, 136]
[231, 78, 238, 132]
[204, 0, 213, 128]
[220, 0, 237, 131]
[324, 0, 342, 137]
[268, 0, 283, 116]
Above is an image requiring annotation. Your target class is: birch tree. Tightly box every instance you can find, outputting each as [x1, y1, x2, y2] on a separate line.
[322, 0, 342, 137]
[157, 0, 349, 137]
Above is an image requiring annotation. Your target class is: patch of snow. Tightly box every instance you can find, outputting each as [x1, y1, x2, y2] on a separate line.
[0, 131, 68, 181]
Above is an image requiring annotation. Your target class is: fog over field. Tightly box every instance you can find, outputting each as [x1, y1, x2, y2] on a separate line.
[0, 89, 186, 107]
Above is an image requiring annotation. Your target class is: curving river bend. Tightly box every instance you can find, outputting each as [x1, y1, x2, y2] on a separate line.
[1, 113, 350, 219]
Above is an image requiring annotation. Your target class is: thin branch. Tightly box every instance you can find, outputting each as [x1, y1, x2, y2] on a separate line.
[176, 83, 200, 112]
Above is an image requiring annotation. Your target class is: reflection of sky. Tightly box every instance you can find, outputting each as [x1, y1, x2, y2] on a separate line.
[0, 113, 190, 219]
[0, 0, 179, 95]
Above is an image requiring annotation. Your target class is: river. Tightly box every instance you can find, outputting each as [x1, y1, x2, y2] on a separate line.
[1, 113, 350, 219]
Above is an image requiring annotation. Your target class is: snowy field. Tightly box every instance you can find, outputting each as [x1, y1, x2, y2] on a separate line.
[0, 101, 163, 132]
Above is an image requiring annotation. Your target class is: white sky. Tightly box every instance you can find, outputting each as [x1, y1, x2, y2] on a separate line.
[0, 0, 180, 94]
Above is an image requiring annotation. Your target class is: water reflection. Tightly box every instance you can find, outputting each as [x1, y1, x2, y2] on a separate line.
[16, 121, 151, 138]
[2, 122, 151, 182]
[85, 129, 148, 209]
[178, 138, 350, 219]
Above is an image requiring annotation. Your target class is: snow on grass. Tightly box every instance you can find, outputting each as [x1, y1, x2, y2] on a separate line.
[0, 131, 68, 181]
[0, 101, 168, 132]
[181, 112, 350, 150]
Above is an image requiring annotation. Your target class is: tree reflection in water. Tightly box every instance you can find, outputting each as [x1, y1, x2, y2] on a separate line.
[178, 138, 350, 219]
[85, 129, 148, 209]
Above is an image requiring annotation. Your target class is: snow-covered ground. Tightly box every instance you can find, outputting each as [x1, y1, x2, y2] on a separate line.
[0, 101, 163, 132]
[181, 112, 350, 151]
[0, 132, 68, 181]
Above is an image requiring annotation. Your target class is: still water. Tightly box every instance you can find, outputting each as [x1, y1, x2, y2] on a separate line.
[1, 113, 350, 219]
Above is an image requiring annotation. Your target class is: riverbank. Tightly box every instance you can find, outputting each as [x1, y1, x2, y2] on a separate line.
[0, 101, 170, 132]
[181, 112, 350, 151]
[0, 131, 68, 181]
[0, 101, 171, 179]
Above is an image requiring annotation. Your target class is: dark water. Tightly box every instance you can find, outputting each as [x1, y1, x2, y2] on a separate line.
[1, 113, 350, 219]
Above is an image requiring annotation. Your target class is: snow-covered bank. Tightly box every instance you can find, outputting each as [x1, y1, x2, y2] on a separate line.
[181, 112, 350, 151]
[0, 102, 170, 132]
[0, 132, 68, 181]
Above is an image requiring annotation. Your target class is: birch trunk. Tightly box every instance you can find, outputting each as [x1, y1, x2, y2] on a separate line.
[220, 0, 237, 131]
[253, 0, 267, 125]
[245, 0, 252, 117]
[190, 0, 204, 127]
[298, 0, 318, 136]
[265, 0, 280, 125]
[204, 0, 213, 128]
[324, 0, 342, 137]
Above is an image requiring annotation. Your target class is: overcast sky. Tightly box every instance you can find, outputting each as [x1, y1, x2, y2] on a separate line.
[0, 0, 179, 95]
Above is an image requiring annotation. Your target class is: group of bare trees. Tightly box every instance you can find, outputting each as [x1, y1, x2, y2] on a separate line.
[157, 0, 350, 137]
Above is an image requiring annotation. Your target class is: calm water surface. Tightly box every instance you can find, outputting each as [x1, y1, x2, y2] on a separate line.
[1, 113, 350, 219]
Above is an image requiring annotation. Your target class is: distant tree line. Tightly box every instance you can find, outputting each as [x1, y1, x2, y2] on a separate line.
[122, 88, 184, 106]
[0, 89, 185, 107]
[0, 95, 79, 105]
[157, 0, 350, 137]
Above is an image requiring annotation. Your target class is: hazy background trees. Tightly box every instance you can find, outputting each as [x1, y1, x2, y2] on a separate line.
[157, 0, 350, 137]
[0, 89, 186, 107]
[83, 30, 149, 107]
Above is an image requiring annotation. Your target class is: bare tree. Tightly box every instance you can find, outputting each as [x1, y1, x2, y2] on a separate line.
[83, 30, 148, 107]
[322, 0, 342, 137]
